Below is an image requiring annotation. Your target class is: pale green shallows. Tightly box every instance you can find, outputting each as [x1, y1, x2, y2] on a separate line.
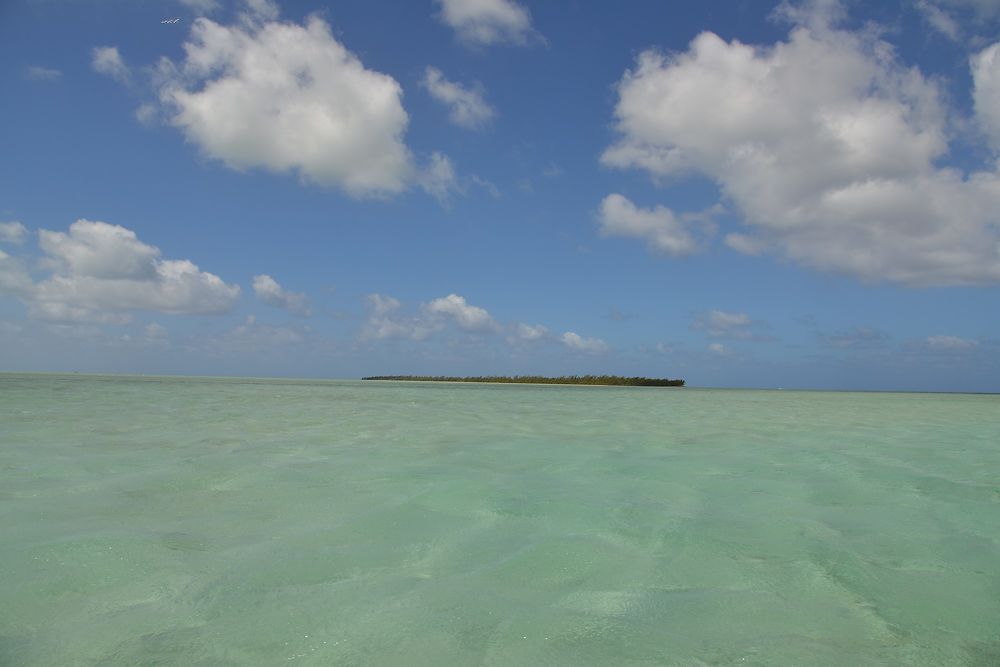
[1, 374, 999, 666]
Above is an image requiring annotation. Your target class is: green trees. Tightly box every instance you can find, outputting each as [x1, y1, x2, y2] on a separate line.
[361, 375, 684, 387]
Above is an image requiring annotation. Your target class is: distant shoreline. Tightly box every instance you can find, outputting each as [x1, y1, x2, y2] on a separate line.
[361, 375, 685, 387]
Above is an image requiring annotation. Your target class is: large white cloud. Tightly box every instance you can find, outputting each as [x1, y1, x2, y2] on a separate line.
[155, 9, 415, 197]
[422, 66, 496, 129]
[253, 274, 310, 317]
[602, 6, 1000, 286]
[435, 0, 537, 47]
[424, 293, 499, 332]
[2, 220, 240, 323]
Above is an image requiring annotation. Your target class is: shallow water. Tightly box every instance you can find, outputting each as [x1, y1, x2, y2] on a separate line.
[1, 373, 998, 666]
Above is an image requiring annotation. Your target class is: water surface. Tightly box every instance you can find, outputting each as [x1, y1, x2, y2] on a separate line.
[1, 374, 998, 665]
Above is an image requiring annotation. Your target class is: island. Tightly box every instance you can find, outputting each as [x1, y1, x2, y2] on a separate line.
[361, 375, 684, 387]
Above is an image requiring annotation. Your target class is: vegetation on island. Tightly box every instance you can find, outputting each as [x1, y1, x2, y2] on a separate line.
[361, 375, 685, 387]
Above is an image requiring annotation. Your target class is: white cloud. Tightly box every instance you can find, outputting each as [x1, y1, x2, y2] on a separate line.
[422, 66, 496, 129]
[560, 331, 608, 353]
[9, 219, 239, 323]
[926, 334, 977, 350]
[0, 222, 27, 244]
[598, 194, 700, 256]
[155, 11, 415, 197]
[362, 294, 439, 340]
[25, 66, 62, 81]
[972, 42, 1000, 149]
[602, 5, 1000, 286]
[509, 322, 548, 342]
[707, 342, 728, 355]
[92, 46, 130, 83]
[253, 274, 310, 317]
[436, 0, 538, 47]
[419, 152, 462, 204]
[724, 233, 767, 256]
[693, 310, 762, 340]
[915, 0, 961, 40]
[424, 293, 499, 332]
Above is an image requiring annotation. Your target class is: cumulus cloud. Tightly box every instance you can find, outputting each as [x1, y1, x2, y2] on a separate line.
[435, 0, 538, 46]
[3, 219, 239, 323]
[25, 66, 62, 81]
[154, 8, 416, 197]
[972, 42, 1000, 149]
[602, 3, 1000, 286]
[422, 66, 496, 129]
[598, 194, 701, 256]
[424, 293, 499, 332]
[362, 294, 439, 340]
[92, 46, 130, 83]
[508, 322, 548, 343]
[0, 222, 27, 244]
[560, 331, 608, 353]
[361, 293, 599, 352]
[253, 274, 310, 317]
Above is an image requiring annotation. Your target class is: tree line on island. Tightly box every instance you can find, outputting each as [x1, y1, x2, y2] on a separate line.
[361, 375, 685, 387]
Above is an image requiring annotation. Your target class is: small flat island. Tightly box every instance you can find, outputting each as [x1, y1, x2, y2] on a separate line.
[362, 375, 685, 387]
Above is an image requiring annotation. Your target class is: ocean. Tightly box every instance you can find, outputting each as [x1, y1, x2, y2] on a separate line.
[1, 373, 998, 665]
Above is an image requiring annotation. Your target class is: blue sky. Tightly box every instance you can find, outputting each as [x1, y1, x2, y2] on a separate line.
[2, 0, 999, 391]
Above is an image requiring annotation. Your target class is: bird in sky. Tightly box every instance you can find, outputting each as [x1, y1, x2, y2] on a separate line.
[160, 18, 180, 24]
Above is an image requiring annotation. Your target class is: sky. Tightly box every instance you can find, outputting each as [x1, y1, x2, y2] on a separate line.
[1, 0, 1000, 391]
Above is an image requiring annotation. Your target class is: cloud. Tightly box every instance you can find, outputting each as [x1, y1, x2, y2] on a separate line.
[0, 222, 27, 244]
[92, 46, 130, 83]
[3, 219, 239, 323]
[424, 293, 499, 332]
[508, 322, 548, 343]
[25, 66, 62, 81]
[422, 66, 496, 129]
[154, 9, 416, 197]
[362, 294, 439, 340]
[693, 310, 769, 340]
[724, 233, 767, 256]
[602, 4, 1000, 286]
[707, 342, 728, 355]
[435, 0, 538, 47]
[598, 194, 701, 256]
[926, 334, 978, 350]
[253, 274, 310, 317]
[560, 331, 608, 353]
[915, 0, 961, 40]
[972, 42, 1000, 149]
[419, 152, 462, 204]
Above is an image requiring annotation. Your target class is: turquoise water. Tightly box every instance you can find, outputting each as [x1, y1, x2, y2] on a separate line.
[1, 374, 998, 666]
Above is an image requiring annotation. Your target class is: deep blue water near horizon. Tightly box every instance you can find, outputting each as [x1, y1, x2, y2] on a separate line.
[1, 373, 998, 665]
